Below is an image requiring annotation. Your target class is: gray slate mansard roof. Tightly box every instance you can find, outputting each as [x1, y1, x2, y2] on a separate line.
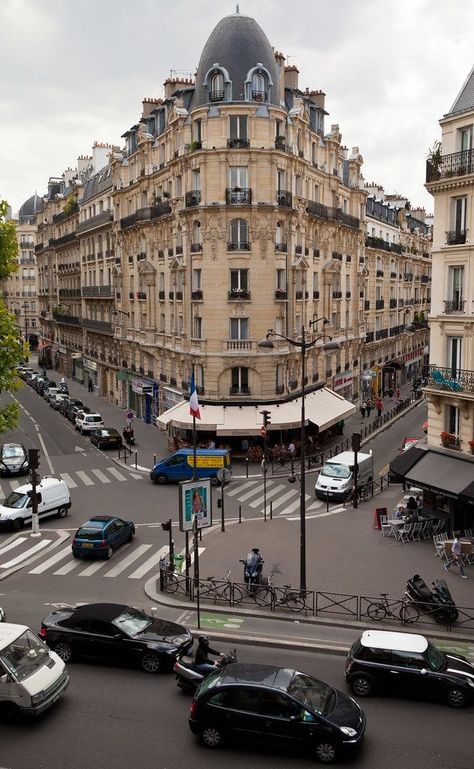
[446, 65, 474, 117]
[192, 12, 280, 108]
[18, 193, 43, 222]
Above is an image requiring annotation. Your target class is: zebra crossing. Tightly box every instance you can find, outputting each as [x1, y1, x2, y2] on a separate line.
[0, 465, 142, 495]
[0, 534, 205, 581]
[227, 477, 327, 518]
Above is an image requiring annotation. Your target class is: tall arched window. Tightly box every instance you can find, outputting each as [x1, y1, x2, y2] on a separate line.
[210, 72, 224, 101]
[252, 72, 267, 102]
[228, 218, 249, 250]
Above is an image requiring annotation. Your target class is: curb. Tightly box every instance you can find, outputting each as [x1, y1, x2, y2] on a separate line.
[0, 529, 70, 581]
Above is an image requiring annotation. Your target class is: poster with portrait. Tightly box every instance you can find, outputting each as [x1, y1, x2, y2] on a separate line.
[179, 479, 212, 532]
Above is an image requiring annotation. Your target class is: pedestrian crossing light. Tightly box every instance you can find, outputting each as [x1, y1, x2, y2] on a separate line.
[28, 448, 40, 469]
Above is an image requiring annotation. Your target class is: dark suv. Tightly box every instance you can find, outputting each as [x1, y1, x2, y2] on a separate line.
[345, 630, 474, 708]
[189, 663, 366, 764]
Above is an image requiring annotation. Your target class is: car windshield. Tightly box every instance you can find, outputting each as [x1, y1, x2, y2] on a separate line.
[425, 642, 445, 671]
[112, 608, 151, 637]
[87, 416, 102, 424]
[0, 629, 49, 682]
[320, 463, 351, 479]
[76, 526, 102, 540]
[3, 446, 24, 458]
[3, 491, 28, 509]
[287, 673, 334, 716]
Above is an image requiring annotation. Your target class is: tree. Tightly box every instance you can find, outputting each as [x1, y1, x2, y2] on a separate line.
[0, 199, 21, 432]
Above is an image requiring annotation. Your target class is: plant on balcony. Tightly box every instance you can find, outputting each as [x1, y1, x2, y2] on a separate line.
[63, 194, 76, 216]
[427, 140, 442, 172]
[189, 140, 201, 152]
[275, 288, 286, 298]
[440, 431, 458, 448]
[467, 439, 474, 454]
[162, 191, 170, 199]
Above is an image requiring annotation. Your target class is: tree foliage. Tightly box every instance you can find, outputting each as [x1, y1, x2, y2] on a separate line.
[0, 200, 22, 432]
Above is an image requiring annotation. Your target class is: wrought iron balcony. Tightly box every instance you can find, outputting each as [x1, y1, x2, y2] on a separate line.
[306, 201, 360, 230]
[227, 241, 250, 251]
[228, 290, 251, 300]
[190, 243, 203, 252]
[275, 242, 287, 252]
[192, 289, 203, 300]
[227, 138, 250, 149]
[76, 211, 114, 235]
[252, 90, 266, 102]
[364, 300, 370, 311]
[52, 202, 79, 224]
[313, 290, 320, 299]
[390, 271, 397, 279]
[421, 275, 430, 283]
[185, 190, 201, 208]
[274, 137, 287, 151]
[274, 289, 287, 300]
[53, 313, 81, 325]
[376, 299, 385, 310]
[295, 245, 303, 255]
[444, 299, 465, 313]
[276, 190, 292, 207]
[136, 291, 146, 300]
[209, 89, 224, 102]
[82, 318, 113, 334]
[426, 148, 474, 183]
[376, 270, 384, 277]
[51, 232, 76, 248]
[226, 188, 251, 205]
[159, 291, 165, 300]
[389, 298, 397, 308]
[120, 203, 171, 229]
[82, 285, 113, 298]
[296, 290, 309, 300]
[446, 230, 466, 245]
[366, 331, 374, 343]
[332, 291, 343, 299]
[427, 365, 474, 394]
[229, 385, 251, 394]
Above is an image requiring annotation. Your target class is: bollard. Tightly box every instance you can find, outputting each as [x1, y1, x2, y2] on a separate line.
[245, 457, 249, 478]
[150, 606, 158, 618]
[123, 450, 127, 464]
[153, 453, 156, 467]
[269, 501, 273, 520]
[134, 451, 138, 469]
[238, 505, 242, 524]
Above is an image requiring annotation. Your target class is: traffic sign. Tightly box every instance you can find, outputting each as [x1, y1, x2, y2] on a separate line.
[216, 467, 232, 484]
[260, 426, 267, 437]
[126, 411, 135, 421]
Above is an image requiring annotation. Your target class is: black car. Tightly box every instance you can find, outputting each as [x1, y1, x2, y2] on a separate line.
[189, 663, 366, 764]
[345, 630, 474, 708]
[66, 402, 90, 423]
[90, 427, 123, 449]
[39, 603, 193, 674]
[37, 378, 55, 396]
[0, 443, 29, 476]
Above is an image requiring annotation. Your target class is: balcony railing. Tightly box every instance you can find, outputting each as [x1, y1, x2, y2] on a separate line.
[51, 232, 76, 248]
[225, 188, 252, 205]
[76, 211, 113, 235]
[252, 90, 266, 102]
[389, 298, 397, 308]
[296, 291, 309, 300]
[227, 138, 250, 149]
[53, 313, 81, 325]
[426, 148, 474, 183]
[192, 289, 203, 300]
[376, 269, 384, 277]
[228, 290, 251, 301]
[82, 285, 113, 298]
[444, 299, 466, 313]
[427, 365, 474, 394]
[313, 290, 320, 299]
[376, 299, 384, 310]
[421, 275, 430, 283]
[275, 242, 287, 252]
[190, 243, 203, 252]
[306, 201, 360, 230]
[120, 203, 171, 229]
[82, 318, 113, 334]
[52, 202, 79, 224]
[228, 241, 250, 251]
[209, 89, 224, 102]
[295, 245, 303, 255]
[364, 300, 370, 311]
[59, 288, 81, 298]
[274, 289, 287, 300]
[446, 230, 466, 245]
[274, 137, 287, 151]
[229, 385, 251, 395]
[365, 331, 374, 343]
[277, 190, 292, 208]
[332, 291, 343, 299]
[227, 340, 253, 350]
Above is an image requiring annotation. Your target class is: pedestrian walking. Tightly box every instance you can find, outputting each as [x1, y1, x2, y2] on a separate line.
[444, 532, 468, 578]
[288, 439, 296, 458]
[375, 398, 383, 417]
[87, 376, 93, 392]
[359, 400, 366, 419]
[366, 399, 373, 417]
[396, 388, 401, 401]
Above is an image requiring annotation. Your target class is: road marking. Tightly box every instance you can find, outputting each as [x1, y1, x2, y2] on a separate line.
[53, 559, 80, 575]
[8, 479, 21, 491]
[129, 472, 142, 479]
[226, 481, 260, 497]
[75, 446, 86, 452]
[238, 484, 269, 502]
[60, 473, 78, 489]
[199, 613, 244, 630]
[90, 469, 111, 484]
[278, 496, 306, 516]
[106, 467, 127, 481]
[249, 483, 289, 508]
[262, 488, 299, 511]
[104, 544, 153, 577]
[0, 536, 28, 556]
[29, 545, 72, 574]
[0, 539, 52, 568]
[76, 471, 94, 486]
[129, 546, 169, 579]
[79, 559, 109, 576]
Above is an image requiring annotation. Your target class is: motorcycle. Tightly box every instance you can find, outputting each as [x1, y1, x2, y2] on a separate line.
[59, 381, 69, 394]
[240, 549, 264, 594]
[0, 606, 5, 622]
[174, 649, 237, 693]
[122, 425, 135, 446]
[405, 573, 459, 624]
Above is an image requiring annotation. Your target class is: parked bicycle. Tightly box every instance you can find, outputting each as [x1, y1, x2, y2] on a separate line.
[254, 573, 307, 612]
[366, 593, 420, 624]
[198, 570, 243, 605]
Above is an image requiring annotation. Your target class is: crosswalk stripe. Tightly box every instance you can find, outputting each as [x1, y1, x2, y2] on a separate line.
[128, 545, 169, 579]
[249, 484, 286, 508]
[60, 473, 78, 489]
[0, 536, 27, 557]
[76, 471, 94, 486]
[106, 467, 127, 482]
[238, 484, 269, 502]
[1, 539, 52, 569]
[278, 496, 307, 516]
[90, 469, 111, 484]
[104, 544, 153, 577]
[262, 488, 299, 511]
[29, 545, 72, 574]
[226, 481, 260, 497]
[53, 559, 80, 575]
[79, 559, 109, 576]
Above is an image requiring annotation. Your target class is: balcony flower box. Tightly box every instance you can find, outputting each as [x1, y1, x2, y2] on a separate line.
[440, 431, 460, 449]
[468, 440, 474, 455]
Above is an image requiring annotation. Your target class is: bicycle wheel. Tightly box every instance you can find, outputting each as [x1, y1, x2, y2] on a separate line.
[231, 584, 244, 605]
[399, 603, 420, 624]
[163, 574, 179, 594]
[284, 593, 305, 613]
[366, 602, 387, 621]
[254, 587, 273, 608]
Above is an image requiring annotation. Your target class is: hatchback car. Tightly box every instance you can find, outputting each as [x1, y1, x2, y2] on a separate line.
[66, 402, 88, 423]
[38, 378, 55, 396]
[72, 515, 135, 559]
[190, 663, 366, 763]
[0, 443, 29, 476]
[75, 412, 104, 434]
[345, 629, 474, 708]
[44, 386, 60, 403]
[90, 427, 123, 450]
[39, 603, 193, 673]
[50, 393, 69, 410]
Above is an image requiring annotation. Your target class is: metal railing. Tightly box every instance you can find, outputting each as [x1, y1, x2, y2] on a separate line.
[426, 148, 474, 182]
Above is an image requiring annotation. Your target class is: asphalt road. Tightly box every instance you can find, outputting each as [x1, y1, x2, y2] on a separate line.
[0, 642, 470, 769]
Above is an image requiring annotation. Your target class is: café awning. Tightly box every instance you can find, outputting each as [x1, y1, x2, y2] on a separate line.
[405, 451, 474, 499]
[156, 388, 355, 436]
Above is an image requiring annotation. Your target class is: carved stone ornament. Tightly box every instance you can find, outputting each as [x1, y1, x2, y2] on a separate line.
[426, 393, 441, 414]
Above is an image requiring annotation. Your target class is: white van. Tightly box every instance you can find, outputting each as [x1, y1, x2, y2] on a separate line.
[0, 477, 71, 531]
[0, 622, 69, 716]
[315, 451, 373, 501]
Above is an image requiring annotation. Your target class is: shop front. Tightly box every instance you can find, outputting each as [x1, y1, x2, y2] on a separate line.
[71, 352, 84, 384]
[332, 370, 354, 402]
[83, 357, 98, 390]
[128, 377, 159, 423]
[161, 386, 185, 414]
[402, 347, 425, 383]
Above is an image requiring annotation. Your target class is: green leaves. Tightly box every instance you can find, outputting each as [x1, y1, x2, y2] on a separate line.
[0, 200, 23, 433]
[0, 200, 19, 280]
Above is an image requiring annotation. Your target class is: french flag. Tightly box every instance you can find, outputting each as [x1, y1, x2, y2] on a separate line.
[189, 374, 201, 419]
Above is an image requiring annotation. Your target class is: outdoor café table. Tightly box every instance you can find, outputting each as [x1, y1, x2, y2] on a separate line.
[387, 519, 405, 538]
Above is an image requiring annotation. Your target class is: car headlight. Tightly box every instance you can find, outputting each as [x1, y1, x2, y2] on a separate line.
[340, 726, 357, 738]
[31, 690, 45, 704]
[466, 677, 474, 688]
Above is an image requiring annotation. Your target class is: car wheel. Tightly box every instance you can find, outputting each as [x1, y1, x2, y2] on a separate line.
[11, 519, 23, 532]
[200, 725, 224, 748]
[57, 506, 68, 519]
[141, 652, 161, 674]
[156, 474, 167, 484]
[314, 740, 337, 764]
[54, 641, 73, 663]
[105, 547, 113, 560]
[127, 529, 134, 542]
[445, 686, 467, 708]
[350, 674, 373, 697]
[72, 551, 80, 559]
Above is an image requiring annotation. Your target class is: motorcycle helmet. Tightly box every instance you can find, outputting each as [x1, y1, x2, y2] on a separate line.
[251, 548, 260, 554]
[198, 635, 209, 647]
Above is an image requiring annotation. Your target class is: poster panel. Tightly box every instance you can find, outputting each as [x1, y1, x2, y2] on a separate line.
[179, 479, 212, 532]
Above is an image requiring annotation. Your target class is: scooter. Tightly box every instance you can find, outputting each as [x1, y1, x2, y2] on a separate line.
[240, 549, 264, 594]
[123, 425, 135, 446]
[405, 574, 459, 624]
[174, 649, 237, 693]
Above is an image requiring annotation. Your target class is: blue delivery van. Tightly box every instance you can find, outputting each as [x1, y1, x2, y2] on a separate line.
[150, 448, 231, 485]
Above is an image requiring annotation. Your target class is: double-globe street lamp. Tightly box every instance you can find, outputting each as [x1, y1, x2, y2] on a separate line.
[258, 318, 340, 592]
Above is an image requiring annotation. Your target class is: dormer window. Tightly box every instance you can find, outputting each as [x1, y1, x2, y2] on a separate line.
[245, 64, 272, 103]
[210, 71, 224, 101]
[203, 63, 232, 103]
[252, 72, 267, 102]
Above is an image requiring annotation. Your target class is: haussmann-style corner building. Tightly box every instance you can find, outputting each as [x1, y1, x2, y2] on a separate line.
[35, 10, 431, 443]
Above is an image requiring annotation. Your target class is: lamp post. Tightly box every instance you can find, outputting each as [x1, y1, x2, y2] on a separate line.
[258, 319, 339, 592]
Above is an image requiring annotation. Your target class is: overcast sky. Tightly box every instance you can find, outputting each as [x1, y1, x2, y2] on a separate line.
[1, 0, 473, 216]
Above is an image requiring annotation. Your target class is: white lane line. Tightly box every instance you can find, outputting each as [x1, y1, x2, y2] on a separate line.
[90, 469, 111, 484]
[129, 473, 142, 479]
[106, 467, 127, 481]
[35, 422, 55, 475]
[60, 473, 78, 489]
[226, 481, 260, 497]
[262, 488, 298, 511]
[29, 545, 72, 574]
[249, 484, 286, 508]
[128, 545, 169, 579]
[1, 539, 52, 569]
[278, 496, 309, 516]
[53, 559, 81, 575]
[104, 544, 153, 577]
[0, 536, 27, 556]
[76, 471, 94, 486]
[79, 560, 108, 576]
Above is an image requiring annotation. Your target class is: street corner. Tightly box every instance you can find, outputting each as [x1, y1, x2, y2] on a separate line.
[0, 528, 70, 580]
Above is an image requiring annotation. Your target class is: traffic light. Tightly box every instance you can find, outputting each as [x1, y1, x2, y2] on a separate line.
[161, 520, 171, 532]
[186, 554, 192, 569]
[217, 498, 222, 509]
[260, 410, 272, 428]
[28, 448, 40, 469]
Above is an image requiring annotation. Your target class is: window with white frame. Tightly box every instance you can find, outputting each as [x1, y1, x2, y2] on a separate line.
[231, 367, 249, 393]
[191, 169, 201, 191]
[447, 336, 462, 376]
[447, 404, 460, 436]
[229, 116, 248, 143]
[192, 268, 201, 290]
[193, 220, 201, 245]
[229, 167, 248, 189]
[210, 71, 224, 100]
[459, 125, 472, 152]
[451, 196, 467, 237]
[276, 364, 284, 389]
[276, 268, 286, 290]
[229, 219, 248, 249]
[230, 317, 248, 340]
[193, 316, 202, 339]
[230, 268, 248, 292]
[448, 265, 464, 310]
[251, 71, 267, 101]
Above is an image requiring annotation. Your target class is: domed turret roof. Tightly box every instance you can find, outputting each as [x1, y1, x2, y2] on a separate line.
[193, 13, 280, 108]
[18, 193, 43, 223]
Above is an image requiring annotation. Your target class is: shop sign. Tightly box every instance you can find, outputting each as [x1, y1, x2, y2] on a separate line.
[361, 370, 377, 380]
[132, 378, 153, 395]
[71, 352, 82, 360]
[333, 371, 353, 391]
[402, 349, 422, 364]
[83, 358, 98, 371]
[58, 346, 66, 354]
[162, 386, 184, 411]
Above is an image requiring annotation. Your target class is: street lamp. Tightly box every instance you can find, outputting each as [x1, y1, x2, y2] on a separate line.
[258, 318, 340, 592]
